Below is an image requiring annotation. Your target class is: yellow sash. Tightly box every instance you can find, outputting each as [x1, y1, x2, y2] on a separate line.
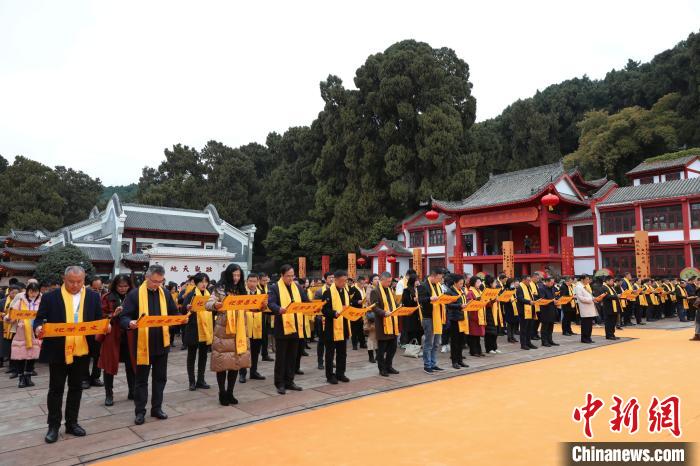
[194, 288, 213, 345]
[246, 289, 264, 339]
[18, 300, 33, 349]
[329, 285, 351, 341]
[378, 284, 399, 335]
[469, 287, 486, 325]
[60, 286, 89, 365]
[639, 284, 648, 306]
[136, 283, 170, 366]
[429, 281, 446, 335]
[453, 286, 469, 334]
[624, 279, 636, 301]
[277, 279, 304, 337]
[491, 296, 503, 327]
[529, 282, 540, 314]
[678, 285, 689, 309]
[519, 282, 534, 319]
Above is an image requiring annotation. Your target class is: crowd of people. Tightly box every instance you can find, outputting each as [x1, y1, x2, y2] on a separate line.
[0, 263, 698, 444]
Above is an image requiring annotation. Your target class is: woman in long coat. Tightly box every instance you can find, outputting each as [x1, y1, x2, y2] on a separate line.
[465, 276, 485, 357]
[98, 274, 135, 406]
[182, 273, 214, 391]
[400, 272, 422, 345]
[9, 282, 42, 388]
[206, 264, 251, 406]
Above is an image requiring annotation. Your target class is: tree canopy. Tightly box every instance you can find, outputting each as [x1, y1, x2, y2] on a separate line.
[34, 244, 96, 284]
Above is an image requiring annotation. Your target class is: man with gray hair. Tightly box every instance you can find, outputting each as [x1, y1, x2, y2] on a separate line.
[119, 264, 178, 425]
[34, 265, 104, 443]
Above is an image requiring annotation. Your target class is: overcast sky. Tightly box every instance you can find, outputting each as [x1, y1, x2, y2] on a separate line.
[1, 1, 699, 186]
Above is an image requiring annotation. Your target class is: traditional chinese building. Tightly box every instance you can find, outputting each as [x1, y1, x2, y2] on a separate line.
[361, 153, 700, 277]
[45, 194, 255, 283]
[0, 230, 50, 285]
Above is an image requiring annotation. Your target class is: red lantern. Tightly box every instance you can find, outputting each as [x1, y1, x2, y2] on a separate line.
[541, 193, 560, 211]
[357, 257, 366, 266]
[425, 209, 439, 221]
[387, 255, 397, 264]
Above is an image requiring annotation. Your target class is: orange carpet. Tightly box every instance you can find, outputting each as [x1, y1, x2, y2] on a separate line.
[99, 327, 699, 466]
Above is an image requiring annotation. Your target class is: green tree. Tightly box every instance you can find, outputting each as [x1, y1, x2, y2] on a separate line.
[54, 166, 104, 225]
[35, 244, 96, 283]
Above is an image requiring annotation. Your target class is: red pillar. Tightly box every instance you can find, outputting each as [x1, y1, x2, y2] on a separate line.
[377, 251, 386, 274]
[454, 219, 464, 273]
[539, 207, 550, 254]
[634, 203, 642, 231]
[321, 255, 330, 276]
[682, 198, 692, 266]
[521, 262, 530, 276]
[475, 229, 483, 256]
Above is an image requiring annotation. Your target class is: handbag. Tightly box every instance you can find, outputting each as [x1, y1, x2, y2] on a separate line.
[403, 338, 422, 358]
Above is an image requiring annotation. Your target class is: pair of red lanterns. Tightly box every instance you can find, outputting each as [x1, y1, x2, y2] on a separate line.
[356, 256, 395, 266]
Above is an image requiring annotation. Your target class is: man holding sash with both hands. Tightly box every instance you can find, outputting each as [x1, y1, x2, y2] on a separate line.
[119, 264, 179, 426]
[34, 266, 105, 444]
[320, 270, 353, 385]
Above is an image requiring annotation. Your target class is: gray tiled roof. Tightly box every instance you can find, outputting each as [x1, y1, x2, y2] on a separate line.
[77, 245, 114, 262]
[627, 155, 697, 175]
[590, 180, 617, 199]
[567, 210, 593, 221]
[360, 238, 412, 256]
[123, 209, 218, 235]
[432, 162, 567, 211]
[2, 247, 48, 257]
[48, 216, 102, 236]
[598, 177, 700, 206]
[7, 230, 48, 244]
[121, 253, 150, 263]
[0, 262, 37, 272]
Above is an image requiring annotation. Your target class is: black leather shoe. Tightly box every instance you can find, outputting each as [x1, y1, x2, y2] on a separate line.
[452, 363, 461, 369]
[262, 356, 274, 362]
[432, 366, 444, 371]
[388, 367, 399, 374]
[531, 335, 541, 340]
[338, 375, 350, 383]
[285, 383, 302, 391]
[327, 376, 338, 385]
[105, 392, 114, 407]
[18, 374, 27, 388]
[295, 369, 304, 375]
[239, 373, 247, 383]
[8, 371, 18, 379]
[90, 378, 104, 387]
[219, 392, 230, 406]
[521, 346, 530, 350]
[25, 375, 35, 387]
[65, 423, 86, 437]
[195, 380, 210, 389]
[317, 363, 324, 370]
[250, 372, 265, 380]
[31, 370, 38, 376]
[228, 393, 238, 405]
[276, 386, 286, 395]
[379, 370, 389, 377]
[542, 343, 551, 347]
[527, 344, 538, 349]
[135, 413, 145, 425]
[150, 409, 168, 420]
[81, 380, 90, 389]
[550, 342, 560, 346]
[458, 361, 469, 367]
[189, 382, 196, 391]
[300, 350, 309, 357]
[45, 426, 59, 443]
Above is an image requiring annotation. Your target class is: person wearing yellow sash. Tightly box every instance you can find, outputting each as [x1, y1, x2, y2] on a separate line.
[560, 276, 577, 336]
[502, 278, 520, 344]
[675, 279, 690, 322]
[182, 272, 213, 391]
[600, 276, 620, 340]
[516, 274, 537, 350]
[120, 264, 179, 426]
[320, 270, 352, 384]
[538, 276, 560, 347]
[349, 276, 368, 351]
[9, 282, 42, 388]
[1, 284, 21, 377]
[465, 276, 486, 357]
[257, 272, 274, 362]
[34, 265, 104, 444]
[267, 264, 309, 394]
[417, 268, 447, 373]
[239, 273, 267, 382]
[368, 272, 400, 377]
[483, 276, 504, 354]
[621, 273, 639, 326]
[574, 275, 596, 344]
[445, 274, 469, 369]
[206, 263, 252, 405]
[313, 272, 333, 371]
[529, 272, 543, 341]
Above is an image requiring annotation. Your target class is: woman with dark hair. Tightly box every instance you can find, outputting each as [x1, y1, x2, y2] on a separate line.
[98, 274, 135, 406]
[9, 282, 42, 387]
[182, 273, 213, 391]
[205, 264, 251, 405]
[466, 275, 486, 357]
[503, 278, 520, 343]
[445, 274, 468, 369]
[400, 271, 422, 345]
[483, 275, 503, 354]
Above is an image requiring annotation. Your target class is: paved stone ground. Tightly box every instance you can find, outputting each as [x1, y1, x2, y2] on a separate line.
[0, 319, 691, 466]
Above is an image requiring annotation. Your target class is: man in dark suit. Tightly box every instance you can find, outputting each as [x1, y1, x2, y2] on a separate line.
[600, 276, 620, 340]
[119, 264, 179, 425]
[369, 272, 400, 376]
[267, 264, 309, 395]
[538, 277, 559, 347]
[34, 266, 104, 444]
[516, 275, 537, 350]
[321, 270, 352, 384]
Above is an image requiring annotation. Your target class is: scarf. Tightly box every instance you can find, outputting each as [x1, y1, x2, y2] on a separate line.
[19, 299, 34, 349]
[378, 284, 399, 335]
[603, 284, 618, 312]
[648, 285, 659, 305]
[453, 286, 469, 334]
[246, 288, 264, 339]
[277, 279, 303, 337]
[519, 282, 534, 320]
[194, 287, 213, 344]
[329, 285, 351, 341]
[678, 285, 689, 309]
[529, 281, 540, 314]
[60, 286, 89, 365]
[429, 281, 446, 335]
[137, 283, 169, 365]
[623, 279, 636, 301]
[469, 287, 486, 325]
[2, 297, 13, 339]
[491, 294, 503, 327]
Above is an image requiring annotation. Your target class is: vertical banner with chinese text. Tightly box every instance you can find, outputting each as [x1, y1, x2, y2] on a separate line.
[298, 257, 307, 279]
[634, 231, 650, 278]
[347, 253, 356, 279]
[502, 241, 514, 278]
[321, 255, 330, 277]
[413, 248, 423, 280]
[378, 250, 387, 274]
[561, 236, 575, 276]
